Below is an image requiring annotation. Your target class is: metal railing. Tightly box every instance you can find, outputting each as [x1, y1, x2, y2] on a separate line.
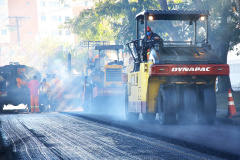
[79, 41, 110, 48]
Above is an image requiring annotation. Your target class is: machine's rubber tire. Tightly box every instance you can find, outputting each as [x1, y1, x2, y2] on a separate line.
[158, 85, 177, 125]
[197, 84, 216, 124]
[125, 86, 139, 121]
[142, 113, 156, 122]
[178, 85, 197, 124]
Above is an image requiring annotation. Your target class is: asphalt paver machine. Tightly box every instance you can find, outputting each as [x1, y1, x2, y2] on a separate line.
[83, 45, 126, 113]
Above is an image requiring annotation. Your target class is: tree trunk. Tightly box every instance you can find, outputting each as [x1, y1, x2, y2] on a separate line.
[137, 0, 144, 12]
[122, 0, 132, 20]
[158, 0, 168, 10]
[216, 0, 232, 93]
[122, 0, 134, 42]
[157, 0, 181, 40]
[235, 0, 240, 23]
[217, 39, 232, 93]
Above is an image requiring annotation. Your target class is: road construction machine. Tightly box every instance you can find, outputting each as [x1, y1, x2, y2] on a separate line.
[125, 10, 229, 124]
[0, 63, 41, 112]
[83, 45, 126, 112]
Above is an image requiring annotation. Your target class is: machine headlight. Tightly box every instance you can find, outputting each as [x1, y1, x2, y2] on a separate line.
[200, 16, 205, 21]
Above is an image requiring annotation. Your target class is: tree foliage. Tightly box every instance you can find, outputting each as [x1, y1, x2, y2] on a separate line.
[63, 0, 239, 55]
[63, 0, 160, 45]
[188, 0, 240, 56]
[186, 0, 240, 92]
[2, 37, 79, 76]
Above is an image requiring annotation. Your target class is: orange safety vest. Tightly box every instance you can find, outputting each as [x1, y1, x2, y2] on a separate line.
[41, 83, 51, 94]
[16, 78, 23, 88]
[16, 78, 28, 88]
[147, 49, 150, 60]
[147, 35, 151, 60]
[28, 80, 40, 96]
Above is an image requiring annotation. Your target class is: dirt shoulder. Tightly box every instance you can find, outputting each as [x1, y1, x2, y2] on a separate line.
[216, 91, 240, 118]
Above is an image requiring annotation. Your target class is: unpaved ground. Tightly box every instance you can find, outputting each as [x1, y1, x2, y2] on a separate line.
[216, 91, 240, 117]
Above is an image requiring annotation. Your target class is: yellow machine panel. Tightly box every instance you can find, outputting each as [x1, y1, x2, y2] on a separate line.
[104, 65, 123, 87]
[147, 77, 166, 112]
[128, 62, 163, 113]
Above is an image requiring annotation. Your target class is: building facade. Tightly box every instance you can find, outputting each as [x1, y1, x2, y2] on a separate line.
[0, 0, 95, 47]
[8, 0, 38, 45]
[0, 0, 10, 45]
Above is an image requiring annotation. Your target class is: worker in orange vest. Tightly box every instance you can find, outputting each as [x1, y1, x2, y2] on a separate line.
[28, 75, 40, 113]
[40, 78, 51, 96]
[16, 77, 23, 88]
[16, 73, 28, 88]
[142, 26, 163, 60]
[145, 26, 162, 43]
[53, 74, 62, 99]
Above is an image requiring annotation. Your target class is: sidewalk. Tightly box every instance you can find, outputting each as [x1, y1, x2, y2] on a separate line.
[216, 108, 240, 126]
[216, 90, 240, 125]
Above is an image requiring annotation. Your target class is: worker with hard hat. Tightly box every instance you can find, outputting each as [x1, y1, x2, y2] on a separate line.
[28, 75, 40, 113]
[142, 26, 163, 60]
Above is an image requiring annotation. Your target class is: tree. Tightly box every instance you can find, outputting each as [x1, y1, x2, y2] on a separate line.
[158, 0, 168, 10]
[1, 37, 79, 77]
[63, 0, 161, 45]
[188, 0, 239, 92]
[211, 0, 233, 92]
[235, 0, 240, 23]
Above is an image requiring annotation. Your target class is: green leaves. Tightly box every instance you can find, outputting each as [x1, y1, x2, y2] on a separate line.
[62, 0, 160, 44]
[63, 0, 239, 57]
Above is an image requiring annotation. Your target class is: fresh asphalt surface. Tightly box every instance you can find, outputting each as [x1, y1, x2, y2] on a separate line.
[0, 108, 240, 160]
[65, 112, 240, 159]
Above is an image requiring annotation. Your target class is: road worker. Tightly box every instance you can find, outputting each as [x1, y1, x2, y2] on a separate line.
[142, 26, 163, 60]
[16, 77, 23, 88]
[28, 75, 40, 113]
[48, 74, 63, 111]
[39, 78, 51, 112]
[40, 78, 51, 95]
[16, 73, 28, 88]
[53, 74, 62, 99]
[143, 26, 163, 44]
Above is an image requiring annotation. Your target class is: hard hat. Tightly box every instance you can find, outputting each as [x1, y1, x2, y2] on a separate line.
[147, 26, 151, 31]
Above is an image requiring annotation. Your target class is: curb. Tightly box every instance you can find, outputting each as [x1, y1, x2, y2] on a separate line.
[216, 117, 240, 126]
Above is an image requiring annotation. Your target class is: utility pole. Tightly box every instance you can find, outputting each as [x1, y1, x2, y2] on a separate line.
[8, 16, 25, 46]
[68, 52, 71, 75]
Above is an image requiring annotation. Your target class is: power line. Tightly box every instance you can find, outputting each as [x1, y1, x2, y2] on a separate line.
[8, 16, 26, 46]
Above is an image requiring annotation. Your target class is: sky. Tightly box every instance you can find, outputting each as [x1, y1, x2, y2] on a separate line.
[227, 44, 240, 63]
